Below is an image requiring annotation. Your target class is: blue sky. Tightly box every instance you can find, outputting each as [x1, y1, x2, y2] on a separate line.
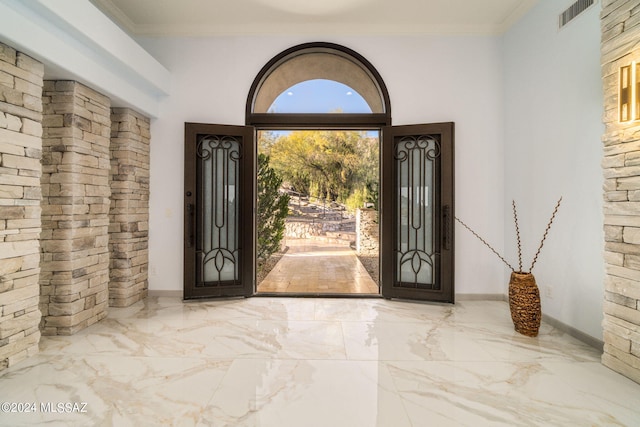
[268, 79, 372, 114]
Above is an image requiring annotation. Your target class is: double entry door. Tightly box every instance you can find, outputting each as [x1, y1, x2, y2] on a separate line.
[184, 122, 454, 303]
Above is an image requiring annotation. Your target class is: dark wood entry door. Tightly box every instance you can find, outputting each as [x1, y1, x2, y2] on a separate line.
[184, 123, 255, 299]
[380, 123, 455, 302]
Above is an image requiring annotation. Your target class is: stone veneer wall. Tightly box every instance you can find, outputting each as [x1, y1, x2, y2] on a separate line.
[39, 81, 111, 335]
[601, 0, 640, 384]
[109, 108, 150, 307]
[0, 43, 43, 370]
[356, 208, 379, 256]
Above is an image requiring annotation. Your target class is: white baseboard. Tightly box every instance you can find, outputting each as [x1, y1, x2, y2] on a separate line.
[542, 313, 604, 352]
[457, 293, 603, 351]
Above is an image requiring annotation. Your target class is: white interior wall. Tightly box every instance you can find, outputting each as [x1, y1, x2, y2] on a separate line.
[140, 35, 506, 295]
[0, 0, 607, 342]
[503, 1, 604, 339]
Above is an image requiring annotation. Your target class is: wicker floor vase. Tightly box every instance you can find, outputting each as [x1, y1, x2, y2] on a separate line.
[508, 272, 541, 337]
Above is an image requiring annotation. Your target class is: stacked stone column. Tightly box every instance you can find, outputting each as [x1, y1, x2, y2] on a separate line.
[39, 81, 111, 335]
[109, 108, 150, 307]
[601, 0, 640, 384]
[0, 43, 44, 370]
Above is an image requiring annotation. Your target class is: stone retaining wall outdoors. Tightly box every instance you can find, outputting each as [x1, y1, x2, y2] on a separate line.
[285, 220, 347, 238]
[0, 42, 44, 369]
[356, 208, 379, 256]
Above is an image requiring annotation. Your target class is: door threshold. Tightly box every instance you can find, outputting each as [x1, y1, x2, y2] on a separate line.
[254, 292, 382, 299]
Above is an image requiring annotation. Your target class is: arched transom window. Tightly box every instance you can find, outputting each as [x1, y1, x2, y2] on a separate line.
[246, 42, 391, 127]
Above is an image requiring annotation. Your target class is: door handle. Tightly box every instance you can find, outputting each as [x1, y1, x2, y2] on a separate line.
[186, 203, 194, 248]
[442, 205, 451, 250]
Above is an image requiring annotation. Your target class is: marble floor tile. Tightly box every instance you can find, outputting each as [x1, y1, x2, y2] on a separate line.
[199, 359, 411, 427]
[314, 298, 454, 322]
[0, 297, 638, 426]
[0, 354, 232, 427]
[386, 360, 640, 426]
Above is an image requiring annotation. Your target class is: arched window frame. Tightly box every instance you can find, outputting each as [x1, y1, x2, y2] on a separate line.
[246, 42, 392, 128]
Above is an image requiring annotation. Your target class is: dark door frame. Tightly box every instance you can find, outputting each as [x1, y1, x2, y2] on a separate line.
[245, 42, 392, 298]
[182, 42, 455, 302]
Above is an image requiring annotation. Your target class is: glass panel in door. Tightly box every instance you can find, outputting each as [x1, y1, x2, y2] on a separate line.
[184, 123, 255, 299]
[198, 135, 241, 284]
[396, 135, 437, 287]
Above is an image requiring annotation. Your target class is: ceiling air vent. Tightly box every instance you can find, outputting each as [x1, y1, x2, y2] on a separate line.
[559, 0, 595, 29]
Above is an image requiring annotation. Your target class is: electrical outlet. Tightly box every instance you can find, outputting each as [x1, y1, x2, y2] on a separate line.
[545, 286, 553, 299]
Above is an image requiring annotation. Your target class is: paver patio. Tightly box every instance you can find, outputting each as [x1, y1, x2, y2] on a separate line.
[257, 238, 379, 294]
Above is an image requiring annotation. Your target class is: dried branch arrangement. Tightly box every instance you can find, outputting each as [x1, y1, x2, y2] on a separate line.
[455, 197, 562, 273]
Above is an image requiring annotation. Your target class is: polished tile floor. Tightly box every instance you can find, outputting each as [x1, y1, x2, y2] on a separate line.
[257, 239, 379, 294]
[0, 297, 639, 426]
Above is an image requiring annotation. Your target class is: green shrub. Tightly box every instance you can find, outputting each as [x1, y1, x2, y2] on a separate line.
[257, 154, 290, 261]
[344, 187, 367, 212]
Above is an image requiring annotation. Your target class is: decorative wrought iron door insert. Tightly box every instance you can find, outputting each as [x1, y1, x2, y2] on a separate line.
[395, 134, 441, 289]
[196, 134, 241, 287]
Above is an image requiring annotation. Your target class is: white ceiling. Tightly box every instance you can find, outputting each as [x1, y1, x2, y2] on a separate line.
[90, 0, 539, 36]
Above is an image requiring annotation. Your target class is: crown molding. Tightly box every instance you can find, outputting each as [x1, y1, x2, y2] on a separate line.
[90, 0, 138, 36]
[497, 0, 539, 33]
